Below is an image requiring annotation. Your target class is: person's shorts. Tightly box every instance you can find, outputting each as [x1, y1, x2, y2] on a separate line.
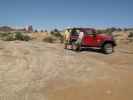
[64, 40, 69, 45]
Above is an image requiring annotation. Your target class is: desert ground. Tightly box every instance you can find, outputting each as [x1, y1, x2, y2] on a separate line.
[0, 34, 133, 100]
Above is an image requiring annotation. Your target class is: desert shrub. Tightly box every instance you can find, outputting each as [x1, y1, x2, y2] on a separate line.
[3, 35, 14, 41]
[34, 29, 38, 32]
[128, 32, 133, 38]
[45, 30, 48, 32]
[104, 28, 116, 35]
[97, 27, 122, 35]
[124, 28, 128, 31]
[15, 32, 24, 40]
[52, 32, 62, 37]
[0, 32, 9, 37]
[50, 29, 64, 43]
[40, 30, 44, 32]
[43, 36, 55, 43]
[59, 35, 64, 43]
[23, 35, 31, 41]
[15, 32, 31, 41]
[50, 29, 62, 37]
[0, 32, 31, 41]
[0, 32, 15, 41]
[128, 32, 133, 42]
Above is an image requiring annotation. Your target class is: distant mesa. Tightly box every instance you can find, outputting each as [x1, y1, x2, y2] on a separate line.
[0, 25, 34, 33]
[0, 26, 14, 32]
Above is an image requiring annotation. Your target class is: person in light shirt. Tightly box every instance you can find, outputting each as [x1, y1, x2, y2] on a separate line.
[79, 31, 84, 40]
[64, 29, 71, 49]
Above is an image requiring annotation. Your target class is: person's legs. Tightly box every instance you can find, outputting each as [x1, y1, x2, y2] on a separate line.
[64, 39, 71, 49]
[74, 39, 82, 51]
[64, 40, 68, 49]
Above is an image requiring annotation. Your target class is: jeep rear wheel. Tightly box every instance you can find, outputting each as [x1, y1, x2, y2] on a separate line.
[102, 43, 114, 54]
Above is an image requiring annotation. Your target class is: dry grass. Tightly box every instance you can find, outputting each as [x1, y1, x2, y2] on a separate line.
[29, 32, 49, 41]
[0, 31, 132, 100]
[0, 40, 132, 100]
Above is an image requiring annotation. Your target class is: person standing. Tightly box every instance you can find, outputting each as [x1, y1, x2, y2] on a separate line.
[64, 29, 71, 49]
[75, 30, 84, 50]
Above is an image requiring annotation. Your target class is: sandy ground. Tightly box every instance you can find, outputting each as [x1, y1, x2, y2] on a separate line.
[0, 40, 133, 100]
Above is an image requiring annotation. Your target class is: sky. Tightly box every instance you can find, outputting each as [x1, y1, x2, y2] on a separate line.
[0, 0, 133, 30]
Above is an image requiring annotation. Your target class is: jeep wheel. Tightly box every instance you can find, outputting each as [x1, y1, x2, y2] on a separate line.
[102, 43, 114, 54]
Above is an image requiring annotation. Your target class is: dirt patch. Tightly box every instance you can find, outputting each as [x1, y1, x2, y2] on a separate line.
[47, 77, 133, 100]
[0, 41, 133, 100]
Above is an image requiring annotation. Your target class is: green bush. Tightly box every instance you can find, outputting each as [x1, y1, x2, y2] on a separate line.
[0, 32, 12, 37]
[15, 32, 31, 41]
[15, 32, 24, 40]
[0, 32, 31, 41]
[2, 36, 14, 41]
[0, 32, 15, 41]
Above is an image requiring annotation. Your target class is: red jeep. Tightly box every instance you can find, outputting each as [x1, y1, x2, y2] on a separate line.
[66, 28, 116, 54]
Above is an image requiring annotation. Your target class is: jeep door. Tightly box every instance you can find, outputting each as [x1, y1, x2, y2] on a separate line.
[82, 30, 97, 46]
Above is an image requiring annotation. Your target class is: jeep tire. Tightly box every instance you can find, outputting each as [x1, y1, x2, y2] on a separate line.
[102, 43, 114, 54]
